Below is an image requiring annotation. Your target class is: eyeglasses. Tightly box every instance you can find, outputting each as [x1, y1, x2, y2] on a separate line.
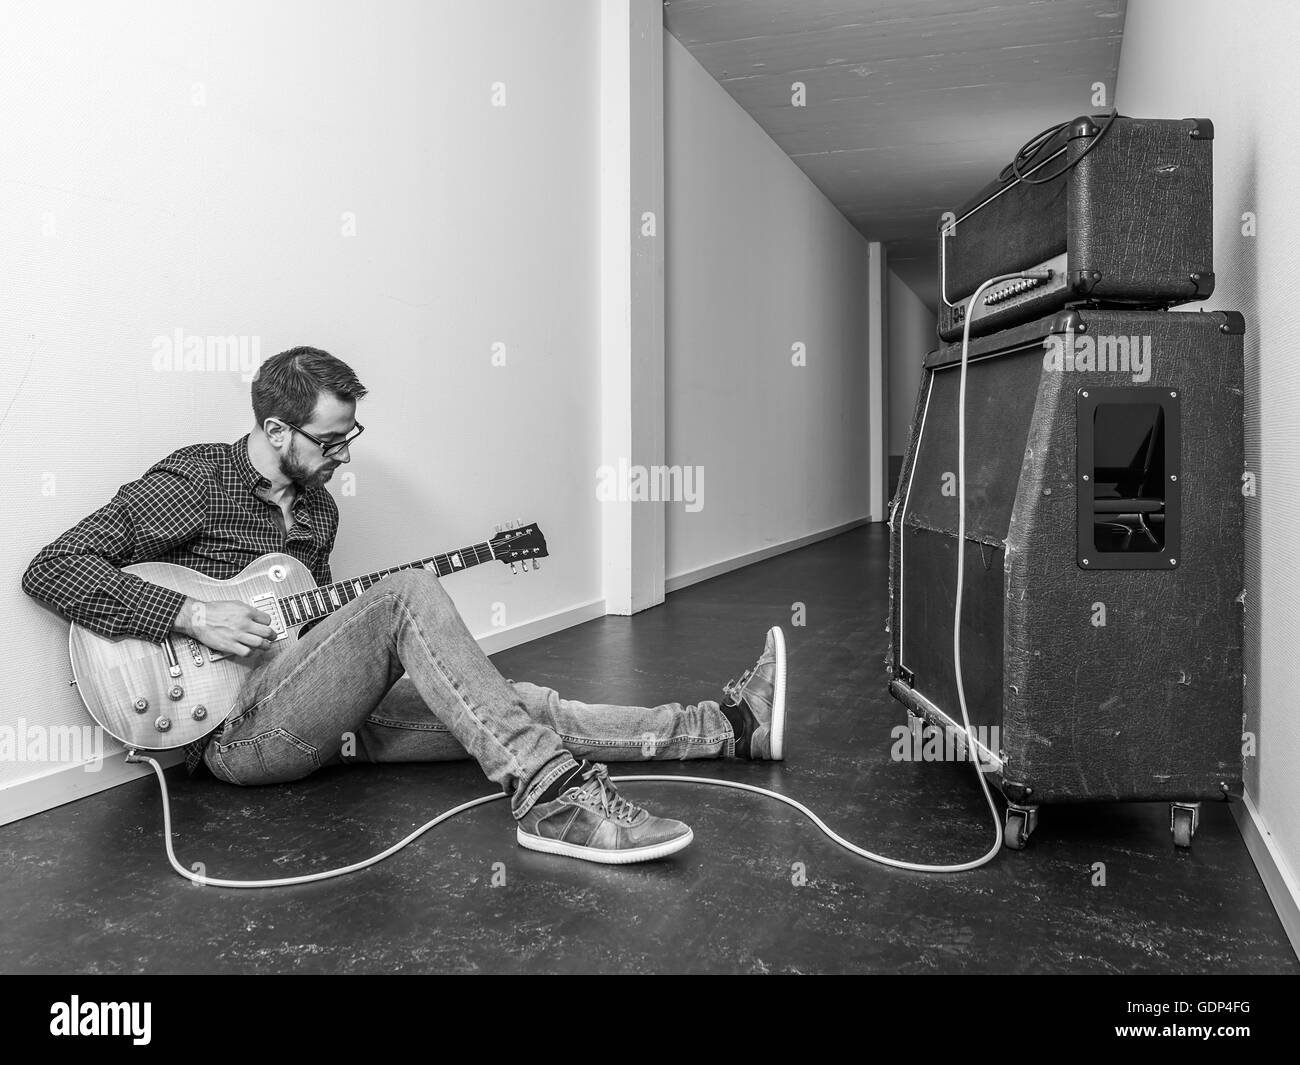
[281, 419, 365, 458]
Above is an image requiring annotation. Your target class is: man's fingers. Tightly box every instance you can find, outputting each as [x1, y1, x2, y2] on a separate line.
[235, 631, 270, 649]
[249, 609, 272, 625]
[249, 622, 276, 640]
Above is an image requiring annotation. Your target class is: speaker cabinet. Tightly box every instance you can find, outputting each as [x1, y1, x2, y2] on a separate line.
[888, 308, 1244, 847]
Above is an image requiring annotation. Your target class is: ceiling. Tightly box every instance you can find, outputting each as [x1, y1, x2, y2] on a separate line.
[663, 0, 1127, 308]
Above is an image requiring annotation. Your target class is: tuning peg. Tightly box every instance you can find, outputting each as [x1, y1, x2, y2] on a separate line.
[510, 562, 518, 574]
[494, 523, 502, 534]
[516, 517, 524, 529]
[521, 559, 530, 572]
[532, 559, 540, 571]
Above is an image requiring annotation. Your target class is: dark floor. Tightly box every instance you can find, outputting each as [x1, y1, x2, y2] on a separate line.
[1, 526, 1295, 974]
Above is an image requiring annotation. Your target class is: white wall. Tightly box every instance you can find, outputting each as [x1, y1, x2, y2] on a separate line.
[662, 31, 874, 582]
[0, 0, 603, 800]
[887, 268, 937, 459]
[1116, 0, 1300, 940]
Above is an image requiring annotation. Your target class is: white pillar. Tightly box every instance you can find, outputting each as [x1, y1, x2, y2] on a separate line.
[600, 0, 665, 614]
[867, 241, 889, 521]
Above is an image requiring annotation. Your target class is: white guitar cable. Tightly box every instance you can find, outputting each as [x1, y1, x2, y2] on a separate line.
[124, 268, 1052, 888]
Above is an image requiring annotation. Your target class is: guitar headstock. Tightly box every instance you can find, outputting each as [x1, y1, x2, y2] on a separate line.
[491, 521, 547, 571]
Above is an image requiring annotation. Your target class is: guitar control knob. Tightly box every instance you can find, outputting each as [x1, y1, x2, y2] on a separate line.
[168, 685, 184, 701]
[155, 716, 172, 733]
[133, 697, 149, 713]
[191, 705, 208, 721]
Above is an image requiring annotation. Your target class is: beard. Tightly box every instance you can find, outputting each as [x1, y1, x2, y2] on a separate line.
[280, 443, 335, 491]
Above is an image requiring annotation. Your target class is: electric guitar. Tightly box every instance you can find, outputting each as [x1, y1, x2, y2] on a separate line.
[68, 522, 548, 751]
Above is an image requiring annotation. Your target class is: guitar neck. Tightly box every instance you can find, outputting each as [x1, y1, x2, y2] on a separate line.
[275, 540, 495, 626]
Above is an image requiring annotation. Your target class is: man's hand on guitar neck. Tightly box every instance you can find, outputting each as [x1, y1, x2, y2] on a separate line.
[170, 598, 277, 658]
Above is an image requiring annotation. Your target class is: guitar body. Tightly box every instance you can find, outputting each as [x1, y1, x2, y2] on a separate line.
[64, 521, 547, 753]
[69, 553, 321, 752]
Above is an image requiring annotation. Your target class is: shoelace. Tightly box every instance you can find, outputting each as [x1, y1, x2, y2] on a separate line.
[571, 762, 643, 825]
[722, 666, 754, 706]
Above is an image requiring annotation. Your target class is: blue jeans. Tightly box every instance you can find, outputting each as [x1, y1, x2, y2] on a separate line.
[203, 569, 736, 817]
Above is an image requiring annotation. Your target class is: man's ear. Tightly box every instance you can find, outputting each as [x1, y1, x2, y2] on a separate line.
[264, 418, 290, 448]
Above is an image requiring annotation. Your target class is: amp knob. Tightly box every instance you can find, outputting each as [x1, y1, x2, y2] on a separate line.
[154, 716, 172, 732]
[133, 697, 149, 713]
[168, 685, 184, 701]
[191, 705, 208, 721]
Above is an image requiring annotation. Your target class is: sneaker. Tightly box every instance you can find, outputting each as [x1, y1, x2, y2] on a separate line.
[516, 761, 694, 864]
[722, 626, 787, 760]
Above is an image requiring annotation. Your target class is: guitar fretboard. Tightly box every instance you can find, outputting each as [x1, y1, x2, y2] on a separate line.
[275, 540, 494, 627]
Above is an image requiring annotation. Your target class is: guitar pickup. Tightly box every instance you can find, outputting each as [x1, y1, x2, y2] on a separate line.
[251, 593, 287, 637]
[207, 594, 288, 661]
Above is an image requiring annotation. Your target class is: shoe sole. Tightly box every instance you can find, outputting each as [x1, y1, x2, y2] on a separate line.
[516, 826, 694, 864]
[768, 625, 787, 760]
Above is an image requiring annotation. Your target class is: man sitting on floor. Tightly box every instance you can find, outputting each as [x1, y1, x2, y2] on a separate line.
[22, 346, 788, 865]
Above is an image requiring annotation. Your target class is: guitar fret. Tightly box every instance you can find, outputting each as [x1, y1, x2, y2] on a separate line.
[329, 586, 341, 608]
[288, 597, 301, 623]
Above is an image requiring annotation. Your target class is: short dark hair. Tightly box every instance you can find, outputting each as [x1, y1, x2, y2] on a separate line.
[251, 346, 367, 428]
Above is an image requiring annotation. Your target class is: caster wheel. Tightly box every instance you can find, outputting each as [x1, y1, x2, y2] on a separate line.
[1004, 803, 1039, 850]
[1171, 803, 1199, 849]
[1004, 810, 1029, 850]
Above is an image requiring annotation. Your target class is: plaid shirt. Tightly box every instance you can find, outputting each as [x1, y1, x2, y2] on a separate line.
[22, 434, 338, 774]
